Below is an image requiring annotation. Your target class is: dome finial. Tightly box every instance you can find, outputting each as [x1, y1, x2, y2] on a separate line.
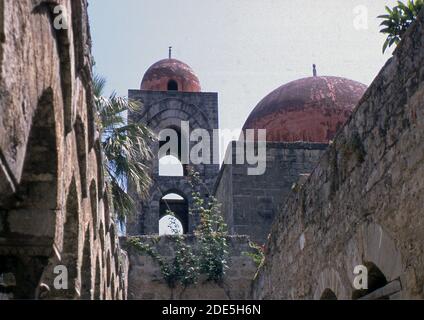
[169, 46, 172, 59]
[313, 64, 317, 77]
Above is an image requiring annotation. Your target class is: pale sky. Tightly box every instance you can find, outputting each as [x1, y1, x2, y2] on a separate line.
[89, 0, 397, 133]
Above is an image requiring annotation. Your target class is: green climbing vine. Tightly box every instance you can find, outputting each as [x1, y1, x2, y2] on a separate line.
[128, 231, 199, 288]
[243, 242, 265, 268]
[128, 169, 229, 288]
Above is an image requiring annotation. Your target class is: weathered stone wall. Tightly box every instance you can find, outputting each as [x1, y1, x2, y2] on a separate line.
[215, 142, 327, 244]
[214, 159, 234, 234]
[252, 10, 424, 300]
[124, 235, 257, 300]
[0, 0, 127, 299]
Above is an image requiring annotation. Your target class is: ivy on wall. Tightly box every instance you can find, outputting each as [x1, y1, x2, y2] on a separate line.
[128, 170, 229, 288]
[243, 242, 265, 269]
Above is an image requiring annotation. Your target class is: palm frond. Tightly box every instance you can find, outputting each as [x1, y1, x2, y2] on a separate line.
[93, 74, 107, 98]
[93, 74, 156, 220]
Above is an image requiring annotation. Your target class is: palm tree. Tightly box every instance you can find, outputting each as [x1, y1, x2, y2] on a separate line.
[93, 75, 154, 220]
[378, 0, 424, 53]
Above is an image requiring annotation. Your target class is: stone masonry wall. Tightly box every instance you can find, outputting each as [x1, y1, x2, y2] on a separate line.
[0, 0, 127, 299]
[124, 235, 257, 300]
[215, 142, 327, 244]
[252, 10, 424, 300]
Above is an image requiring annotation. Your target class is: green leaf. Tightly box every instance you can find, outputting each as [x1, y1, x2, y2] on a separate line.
[378, 0, 421, 53]
[380, 27, 392, 34]
[382, 38, 390, 53]
[385, 5, 393, 14]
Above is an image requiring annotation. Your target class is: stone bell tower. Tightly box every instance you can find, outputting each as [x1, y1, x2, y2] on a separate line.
[127, 53, 219, 235]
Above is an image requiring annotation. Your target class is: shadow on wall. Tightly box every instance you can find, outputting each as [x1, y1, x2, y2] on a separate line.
[0, 89, 57, 299]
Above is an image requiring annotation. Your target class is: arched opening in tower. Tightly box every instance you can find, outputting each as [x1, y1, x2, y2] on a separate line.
[158, 126, 188, 176]
[159, 155, 184, 177]
[167, 79, 179, 91]
[159, 193, 188, 235]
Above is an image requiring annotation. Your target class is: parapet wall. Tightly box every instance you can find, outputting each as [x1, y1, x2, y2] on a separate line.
[252, 9, 424, 300]
[124, 235, 257, 300]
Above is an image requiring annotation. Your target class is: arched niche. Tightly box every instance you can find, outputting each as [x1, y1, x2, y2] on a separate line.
[352, 261, 388, 300]
[94, 255, 102, 300]
[74, 116, 88, 198]
[4, 89, 58, 239]
[314, 268, 347, 300]
[0, 89, 58, 299]
[61, 178, 81, 298]
[320, 288, 338, 300]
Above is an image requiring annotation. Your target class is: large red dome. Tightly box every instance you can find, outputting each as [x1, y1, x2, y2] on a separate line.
[243, 76, 367, 143]
[141, 58, 201, 92]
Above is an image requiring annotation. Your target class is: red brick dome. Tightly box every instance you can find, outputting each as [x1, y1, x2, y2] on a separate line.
[141, 58, 201, 92]
[243, 76, 367, 143]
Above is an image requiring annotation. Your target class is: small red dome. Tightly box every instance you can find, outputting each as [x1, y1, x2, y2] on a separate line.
[243, 76, 367, 143]
[141, 58, 201, 92]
